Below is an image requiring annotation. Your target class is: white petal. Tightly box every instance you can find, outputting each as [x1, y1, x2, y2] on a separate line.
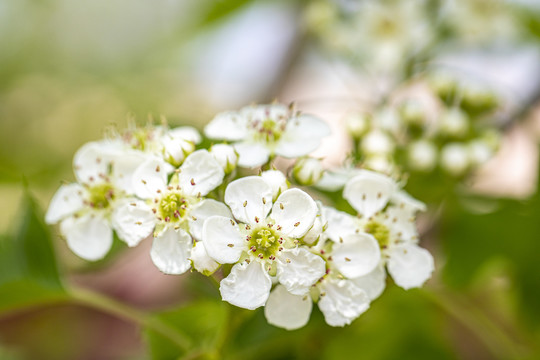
[271, 189, 317, 238]
[277, 247, 326, 295]
[264, 285, 312, 330]
[190, 241, 220, 275]
[45, 183, 85, 224]
[60, 213, 112, 261]
[111, 151, 157, 194]
[112, 199, 155, 247]
[150, 227, 192, 275]
[384, 206, 418, 241]
[204, 111, 248, 141]
[322, 206, 358, 243]
[178, 150, 224, 197]
[351, 263, 386, 300]
[220, 261, 272, 310]
[391, 190, 426, 213]
[318, 278, 370, 327]
[276, 115, 331, 158]
[73, 141, 112, 184]
[166, 126, 201, 144]
[202, 216, 245, 264]
[260, 170, 288, 201]
[188, 199, 232, 240]
[332, 233, 381, 278]
[234, 142, 271, 168]
[303, 203, 324, 245]
[224, 177, 272, 225]
[343, 170, 397, 219]
[132, 158, 169, 199]
[387, 244, 434, 290]
[316, 168, 361, 192]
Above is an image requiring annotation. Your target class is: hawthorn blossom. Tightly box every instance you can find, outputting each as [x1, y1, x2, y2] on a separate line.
[202, 176, 326, 310]
[127, 150, 227, 274]
[338, 170, 434, 291]
[45, 141, 151, 260]
[204, 104, 330, 168]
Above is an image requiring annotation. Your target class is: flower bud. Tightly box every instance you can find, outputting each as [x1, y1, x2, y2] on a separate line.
[408, 140, 437, 172]
[468, 140, 493, 166]
[439, 108, 469, 137]
[210, 144, 238, 174]
[441, 143, 469, 176]
[162, 138, 195, 167]
[293, 157, 324, 185]
[344, 112, 370, 138]
[399, 100, 425, 126]
[361, 129, 395, 155]
[261, 170, 288, 200]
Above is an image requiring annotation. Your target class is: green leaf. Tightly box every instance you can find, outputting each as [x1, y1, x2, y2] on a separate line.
[0, 191, 65, 313]
[145, 300, 228, 360]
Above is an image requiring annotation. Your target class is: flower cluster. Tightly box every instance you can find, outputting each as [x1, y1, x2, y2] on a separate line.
[339, 73, 502, 180]
[46, 103, 433, 330]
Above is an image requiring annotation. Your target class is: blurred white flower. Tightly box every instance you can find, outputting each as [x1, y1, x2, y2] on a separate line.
[408, 140, 437, 172]
[204, 104, 330, 168]
[441, 143, 470, 176]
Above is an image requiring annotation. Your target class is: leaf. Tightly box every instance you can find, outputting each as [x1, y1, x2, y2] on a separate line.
[0, 191, 66, 313]
[145, 300, 228, 360]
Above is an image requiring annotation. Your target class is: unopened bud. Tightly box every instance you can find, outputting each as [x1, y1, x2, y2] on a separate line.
[441, 143, 469, 176]
[210, 144, 238, 174]
[361, 129, 395, 155]
[408, 140, 437, 172]
[439, 108, 469, 138]
[344, 112, 370, 138]
[293, 157, 324, 185]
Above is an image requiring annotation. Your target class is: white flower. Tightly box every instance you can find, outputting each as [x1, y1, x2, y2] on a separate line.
[336, 170, 434, 290]
[128, 150, 227, 274]
[468, 140, 493, 166]
[202, 176, 326, 310]
[204, 104, 330, 168]
[293, 157, 324, 185]
[46, 141, 151, 260]
[210, 144, 238, 174]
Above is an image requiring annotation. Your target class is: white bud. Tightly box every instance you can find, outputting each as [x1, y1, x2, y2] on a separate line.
[210, 144, 238, 174]
[364, 155, 395, 175]
[439, 109, 469, 137]
[293, 157, 324, 185]
[441, 143, 469, 176]
[344, 113, 370, 138]
[162, 138, 195, 167]
[408, 140, 437, 172]
[468, 140, 493, 166]
[261, 170, 288, 201]
[361, 130, 395, 155]
[399, 100, 425, 126]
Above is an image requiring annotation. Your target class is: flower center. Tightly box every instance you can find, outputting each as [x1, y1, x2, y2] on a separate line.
[364, 221, 390, 249]
[248, 226, 283, 260]
[158, 191, 187, 222]
[87, 183, 115, 209]
[123, 127, 157, 151]
[251, 118, 286, 143]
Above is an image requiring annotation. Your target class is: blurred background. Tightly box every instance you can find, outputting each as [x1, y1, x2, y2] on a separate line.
[1, 0, 540, 359]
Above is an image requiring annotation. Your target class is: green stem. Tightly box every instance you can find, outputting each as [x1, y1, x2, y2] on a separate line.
[420, 288, 524, 359]
[68, 287, 192, 352]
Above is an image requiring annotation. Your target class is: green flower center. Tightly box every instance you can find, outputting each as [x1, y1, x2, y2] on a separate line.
[87, 183, 115, 209]
[158, 192, 187, 222]
[252, 119, 286, 143]
[248, 227, 282, 260]
[365, 221, 390, 249]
